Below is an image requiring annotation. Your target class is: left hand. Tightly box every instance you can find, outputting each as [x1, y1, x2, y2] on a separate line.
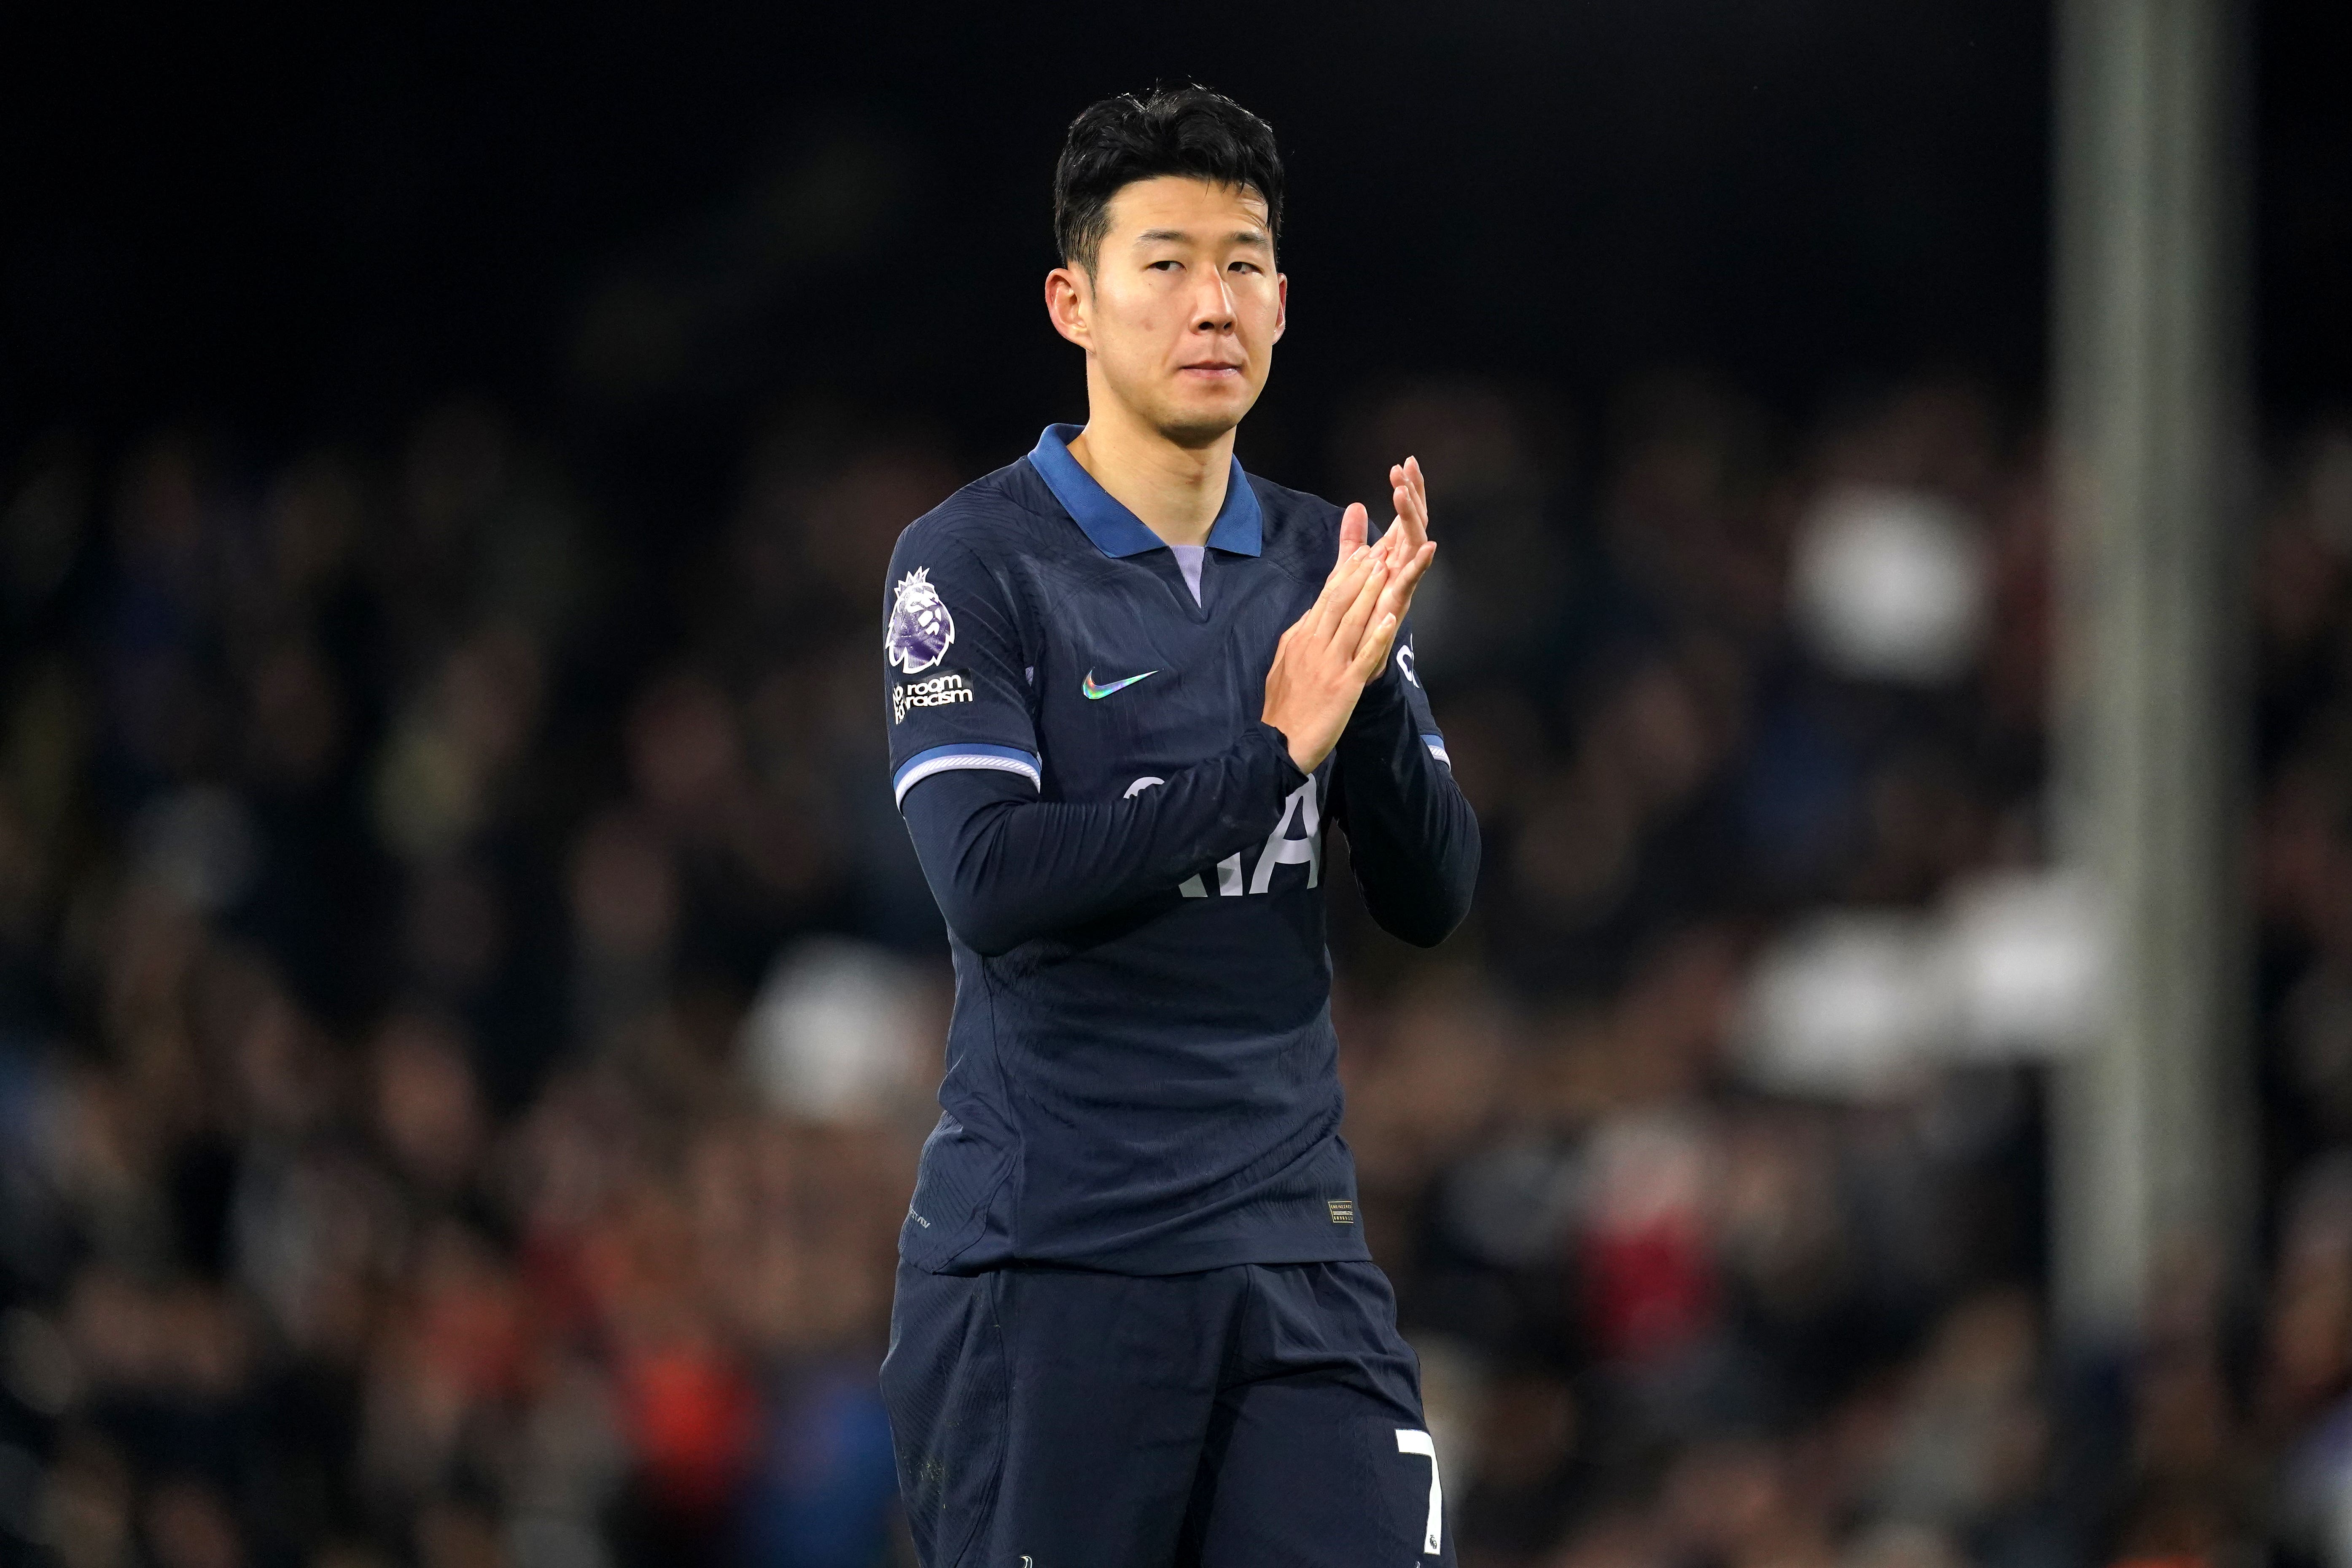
[1336, 455, 1436, 654]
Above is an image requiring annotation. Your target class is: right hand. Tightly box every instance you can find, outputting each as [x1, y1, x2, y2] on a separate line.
[1261, 528, 1397, 774]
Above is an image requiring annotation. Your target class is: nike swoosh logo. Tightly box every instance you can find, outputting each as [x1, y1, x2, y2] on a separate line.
[1081, 669, 1158, 700]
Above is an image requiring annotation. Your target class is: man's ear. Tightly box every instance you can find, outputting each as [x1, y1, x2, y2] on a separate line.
[1273, 273, 1288, 345]
[1045, 265, 1091, 349]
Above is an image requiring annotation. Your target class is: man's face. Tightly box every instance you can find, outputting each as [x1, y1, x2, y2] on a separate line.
[1051, 176, 1286, 446]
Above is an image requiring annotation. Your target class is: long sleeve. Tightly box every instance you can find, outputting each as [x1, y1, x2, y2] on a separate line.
[900, 721, 1307, 956]
[1329, 627, 1480, 946]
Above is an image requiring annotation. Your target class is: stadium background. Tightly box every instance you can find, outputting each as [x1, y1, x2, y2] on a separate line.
[4, 3, 2352, 1565]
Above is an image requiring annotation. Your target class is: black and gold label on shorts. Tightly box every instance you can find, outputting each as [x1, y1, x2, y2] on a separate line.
[1327, 1199, 1356, 1224]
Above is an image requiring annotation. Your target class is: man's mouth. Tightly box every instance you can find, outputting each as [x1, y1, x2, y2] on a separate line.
[1179, 362, 1244, 378]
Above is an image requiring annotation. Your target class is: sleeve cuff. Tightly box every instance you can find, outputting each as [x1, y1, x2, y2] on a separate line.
[892, 742, 1043, 807]
[1251, 720, 1311, 793]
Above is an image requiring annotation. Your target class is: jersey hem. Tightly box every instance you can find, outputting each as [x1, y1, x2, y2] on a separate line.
[905, 1233, 1374, 1278]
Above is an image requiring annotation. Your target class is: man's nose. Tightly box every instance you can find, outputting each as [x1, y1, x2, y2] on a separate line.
[1191, 272, 1237, 332]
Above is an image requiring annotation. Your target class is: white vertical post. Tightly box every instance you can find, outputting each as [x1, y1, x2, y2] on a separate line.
[2048, 0, 2251, 1342]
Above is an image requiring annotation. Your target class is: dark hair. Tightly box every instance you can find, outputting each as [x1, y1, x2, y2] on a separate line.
[1053, 86, 1284, 274]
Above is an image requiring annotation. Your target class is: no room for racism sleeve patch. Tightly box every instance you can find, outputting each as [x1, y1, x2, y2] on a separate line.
[880, 528, 1041, 809]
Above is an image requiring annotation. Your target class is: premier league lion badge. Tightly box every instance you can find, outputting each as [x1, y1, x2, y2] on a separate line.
[885, 568, 956, 674]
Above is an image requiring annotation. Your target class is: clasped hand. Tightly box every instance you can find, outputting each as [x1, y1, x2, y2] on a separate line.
[1261, 457, 1437, 773]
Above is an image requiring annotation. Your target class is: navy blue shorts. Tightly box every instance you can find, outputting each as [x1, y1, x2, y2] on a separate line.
[880, 1258, 1456, 1568]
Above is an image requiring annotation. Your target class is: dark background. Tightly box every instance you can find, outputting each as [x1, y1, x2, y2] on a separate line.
[10, 0, 2342, 479]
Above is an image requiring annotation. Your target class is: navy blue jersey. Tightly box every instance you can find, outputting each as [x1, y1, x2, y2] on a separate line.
[882, 425, 1478, 1275]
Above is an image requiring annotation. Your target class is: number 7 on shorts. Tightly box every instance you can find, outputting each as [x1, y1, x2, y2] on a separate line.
[1395, 1428, 1442, 1556]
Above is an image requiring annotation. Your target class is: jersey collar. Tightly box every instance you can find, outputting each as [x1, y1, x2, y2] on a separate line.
[1026, 424, 1264, 559]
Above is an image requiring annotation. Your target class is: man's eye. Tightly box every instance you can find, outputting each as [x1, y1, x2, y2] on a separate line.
[1149, 260, 1182, 272]
[1228, 261, 1260, 274]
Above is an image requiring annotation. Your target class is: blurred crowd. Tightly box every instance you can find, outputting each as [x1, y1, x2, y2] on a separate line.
[3, 377, 2352, 1568]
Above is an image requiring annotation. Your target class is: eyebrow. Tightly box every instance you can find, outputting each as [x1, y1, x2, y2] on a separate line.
[1134, 228, 1272, 248]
